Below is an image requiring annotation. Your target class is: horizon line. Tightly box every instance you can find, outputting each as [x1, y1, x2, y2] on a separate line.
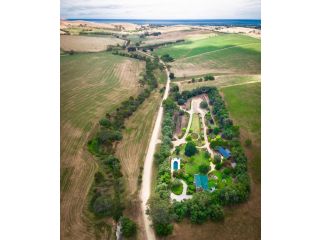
[65, 18, 261, 21]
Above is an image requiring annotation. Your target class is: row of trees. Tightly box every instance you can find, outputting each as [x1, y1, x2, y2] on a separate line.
[148, 97, 177, 236]
[87, 54, 163, 235]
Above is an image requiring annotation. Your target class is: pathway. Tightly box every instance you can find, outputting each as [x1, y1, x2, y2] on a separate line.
[170, 179, 193, 202]
[140, 59, 170, 240]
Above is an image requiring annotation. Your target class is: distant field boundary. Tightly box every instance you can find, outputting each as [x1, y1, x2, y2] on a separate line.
[219, 80, 261, 89]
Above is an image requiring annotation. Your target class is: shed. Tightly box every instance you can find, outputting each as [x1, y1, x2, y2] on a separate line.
[194, 174, 209, 191]
[218, 146, 231, 159]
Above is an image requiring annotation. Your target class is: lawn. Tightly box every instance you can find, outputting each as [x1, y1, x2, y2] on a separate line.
[60, 52, 145, 240]
[190, 113, 201, 134]
[171, 181, 183, 195]
[184, 150, 211, 175]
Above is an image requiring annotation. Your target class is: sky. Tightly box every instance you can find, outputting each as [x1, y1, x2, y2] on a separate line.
[61, 0, 261, 19]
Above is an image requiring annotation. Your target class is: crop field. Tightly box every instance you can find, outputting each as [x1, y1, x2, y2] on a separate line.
[115, 91, 161, 196]
[179, 74, 261, 91]
[155, 34, 260, 77]
[60, 52, 145, 240]
[60, 35, 125, 52]
[167, 81, 261, 240]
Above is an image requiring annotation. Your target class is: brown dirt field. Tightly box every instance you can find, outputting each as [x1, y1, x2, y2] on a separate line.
[61, 53, 145, 240]
[60, 35, 125, 52]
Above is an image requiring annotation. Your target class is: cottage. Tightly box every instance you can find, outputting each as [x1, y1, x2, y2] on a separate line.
[194, 174, 209, 191]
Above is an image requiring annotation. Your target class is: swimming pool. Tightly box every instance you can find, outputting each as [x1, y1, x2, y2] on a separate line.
[173, 161, 179, 171]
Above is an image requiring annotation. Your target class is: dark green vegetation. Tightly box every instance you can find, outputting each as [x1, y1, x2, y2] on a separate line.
[171, 179, 183, 195]
[184, 142, 197, 157]
[148, 86, 251, 236]
[120, 217, 137, 238]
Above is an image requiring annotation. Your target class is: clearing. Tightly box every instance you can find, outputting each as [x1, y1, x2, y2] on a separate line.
[60, 52, 144, 240]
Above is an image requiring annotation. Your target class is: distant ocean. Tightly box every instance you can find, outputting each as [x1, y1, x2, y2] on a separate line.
[67, 19, 261, 27]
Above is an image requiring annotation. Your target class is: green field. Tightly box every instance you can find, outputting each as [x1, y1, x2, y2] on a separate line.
[155, 33, 260, 77]
[155, 34, 260, 60]
[60, 52, 145, 240]
[221, 82, 261, 182]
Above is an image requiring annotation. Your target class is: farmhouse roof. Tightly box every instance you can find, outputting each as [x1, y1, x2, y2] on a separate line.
[218, 146, 231, 158]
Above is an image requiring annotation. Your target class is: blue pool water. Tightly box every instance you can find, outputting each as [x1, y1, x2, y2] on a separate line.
[173, 161, 179, 171]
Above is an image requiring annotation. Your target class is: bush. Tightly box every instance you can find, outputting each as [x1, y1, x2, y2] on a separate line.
[215, 162, 223, 170]
[92, 196, 113, 217]
[178, 98, 186, 105]
[185, 142, 197, 157]
[213, 127, 220, 135]
[169, 72, 175, 79]
[199, 164, 210, 174]
[200, 101, 208, 109]
[213, 154, 221, 164]
[99, 118, 111, 127]
[120, 217, 137, 237]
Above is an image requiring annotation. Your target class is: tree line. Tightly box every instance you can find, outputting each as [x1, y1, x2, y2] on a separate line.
[86, 53, 163, 237]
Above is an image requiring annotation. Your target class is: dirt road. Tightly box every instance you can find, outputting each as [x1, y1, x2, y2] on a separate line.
[140, 63, 171, 240]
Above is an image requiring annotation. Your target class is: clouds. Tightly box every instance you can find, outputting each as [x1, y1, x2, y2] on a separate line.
[60, 0, 260, 19]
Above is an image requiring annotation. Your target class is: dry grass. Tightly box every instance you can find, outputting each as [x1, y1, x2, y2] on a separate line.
[60, 35, 125, 52]
[179, 74, 261, 91]
[60, 52, 145, 240]
[115, 91, 162, 239]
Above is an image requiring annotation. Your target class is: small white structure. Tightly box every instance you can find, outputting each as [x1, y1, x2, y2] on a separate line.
[171, 157, 181, 172]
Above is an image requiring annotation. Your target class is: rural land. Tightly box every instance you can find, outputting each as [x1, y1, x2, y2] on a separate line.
[60, 19, 261, 240]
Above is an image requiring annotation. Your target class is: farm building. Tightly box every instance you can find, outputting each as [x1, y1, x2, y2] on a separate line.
[218, 146, 231, 159]
[194, 174, 209, 191]
[171, 157, 181, 172]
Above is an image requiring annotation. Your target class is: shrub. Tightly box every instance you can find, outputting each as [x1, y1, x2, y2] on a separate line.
[169, 72, 175, 79]
[99, 118, 111, 127]
[200, 101, 208, 109]
[120, 217, 137, 237]
[215, 162, 223, 170]
[185, 142, 197, 157]
[213, 127, 220, 135]
[178, 98, 185, 105]
[92, 196, 113, 217]
[199, 164, 210, 174]
[213, 154, 221, 164]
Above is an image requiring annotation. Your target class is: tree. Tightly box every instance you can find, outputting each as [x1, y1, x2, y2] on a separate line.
[169, 72, 175, 79]
[185, 142, 197, 157]
[199, 164, 210, 174]
[120, 217, 137, 237]
[177, 98, 185, 105]
[192, 78, 195, 83]
[200, 101, 208, 109]
[213, 154, 221, 164]
[213, 127, 220, 135]
[92, 196, 113, 217]
[99, 118, 111, 128]
[147, 195, 173, 236]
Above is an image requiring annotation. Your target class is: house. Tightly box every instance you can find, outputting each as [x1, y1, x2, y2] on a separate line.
[217, 146, 231, 159]
[194, 174, 209, 191]
[171, 157, 181, 172]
